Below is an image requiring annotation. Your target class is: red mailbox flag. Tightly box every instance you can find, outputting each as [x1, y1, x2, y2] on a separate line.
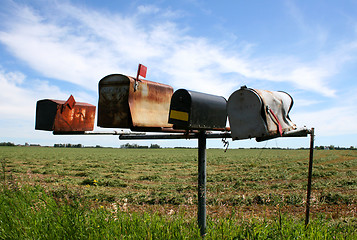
[136, 64, 147, 80]
[134, 64, 147, 91]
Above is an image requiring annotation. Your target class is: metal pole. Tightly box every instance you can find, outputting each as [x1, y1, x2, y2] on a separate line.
[198, 130, 207, 237]
[305, 128, 315, 227]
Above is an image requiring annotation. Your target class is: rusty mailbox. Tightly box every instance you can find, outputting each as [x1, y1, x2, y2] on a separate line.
[227, 86, 296, 141]
[35, 95, 96, 132]
[98, 74, 173, 130]
[168, 89, 227, 130]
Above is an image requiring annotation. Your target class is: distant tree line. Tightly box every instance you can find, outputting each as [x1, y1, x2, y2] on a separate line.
[0, 142, 15, 146]
[54, 143, 83, 148]
[248, 146, 356, 150]
[120, 143, 161, 149]
[1, 142, 355, 150]
[315, 145, 355, 150]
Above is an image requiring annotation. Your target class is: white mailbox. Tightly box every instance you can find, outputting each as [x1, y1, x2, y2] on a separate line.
[227, 86, 296, 141]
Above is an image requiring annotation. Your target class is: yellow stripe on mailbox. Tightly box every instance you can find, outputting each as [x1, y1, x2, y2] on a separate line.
[170, 110, 189, 122]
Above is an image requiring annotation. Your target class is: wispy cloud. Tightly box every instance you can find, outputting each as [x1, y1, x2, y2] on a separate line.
[0, 67, 95, 121]
[0, 68, 59, 119]
[0, 1, 350, 97]
[284, 0, 328, 46]
[294, 105, 357, 137]
[292, 86, 357, 136]
[1, 1, 357, 145]
[0, 5, 119, 91]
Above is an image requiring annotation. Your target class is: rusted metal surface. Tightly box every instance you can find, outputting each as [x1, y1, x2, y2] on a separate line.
[35, 97, 96, 132]
[128, 76, 173, 128]
[227, 86, 296, 141]
[98, 74, 173, 129]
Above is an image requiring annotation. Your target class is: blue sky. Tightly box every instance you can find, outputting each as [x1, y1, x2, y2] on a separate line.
[0, 0, 356, 148]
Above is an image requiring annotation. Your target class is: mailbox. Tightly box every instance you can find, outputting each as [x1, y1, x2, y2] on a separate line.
[98, 74, 174, 130]
[35, 95, 96, 132]
[227, 86, 296, 141]
[168, 89, 227, 130]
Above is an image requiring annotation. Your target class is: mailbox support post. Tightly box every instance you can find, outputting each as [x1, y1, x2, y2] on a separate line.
[198, 130, 207, 237]
[305, 128, 315, 227]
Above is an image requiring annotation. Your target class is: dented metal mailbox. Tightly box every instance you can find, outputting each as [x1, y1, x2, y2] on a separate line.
[98, 74, 173, 129]
[35, 95, 96, 132]
[168, 89, 227, 130]
[227, 86, 296, 141]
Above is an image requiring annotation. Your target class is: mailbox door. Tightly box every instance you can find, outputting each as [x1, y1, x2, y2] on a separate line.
[98, 74, 131, 128]
[227, 89, 268, 140]
[168, 89, 191, 128]
[35, 100, 59, 131]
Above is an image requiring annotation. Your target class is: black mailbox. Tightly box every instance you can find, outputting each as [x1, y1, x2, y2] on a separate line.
[168, 89, 227, 130]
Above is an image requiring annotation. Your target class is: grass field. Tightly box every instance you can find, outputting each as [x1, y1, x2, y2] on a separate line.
[1, 146, 356, 239]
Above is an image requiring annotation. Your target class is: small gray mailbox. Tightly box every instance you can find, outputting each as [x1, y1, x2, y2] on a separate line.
[168, 89, 227, 130]
[227, 86, 296, 141]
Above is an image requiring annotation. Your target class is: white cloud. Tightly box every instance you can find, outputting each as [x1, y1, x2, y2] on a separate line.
[0, 4, 119, 91]
[292, 90, 357, 136]
[0, 70, 34, 119]
[292, 98, 321, 108]
[0, 68, 94, 120]
[285, 0, 328, 46]
[0, 1, 349, 98]
[288, 66, 336, 97]
[137, 5, 160, 15]
[1, 1, 357, 146]
[294, 106, 357, 136]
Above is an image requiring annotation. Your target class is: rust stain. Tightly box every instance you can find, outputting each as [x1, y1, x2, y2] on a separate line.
[98, 74, 174, 129]
[128, 76, 173, 128]
[54, 101, 95, 132]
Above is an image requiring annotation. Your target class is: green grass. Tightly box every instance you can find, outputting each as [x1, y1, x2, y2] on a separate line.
[0, 184, 356, 239]
[0, 184, 200, 239]
[1, 147, 357, 207]
[0, 146, 356, 238]
[2, 147, 356, 206]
